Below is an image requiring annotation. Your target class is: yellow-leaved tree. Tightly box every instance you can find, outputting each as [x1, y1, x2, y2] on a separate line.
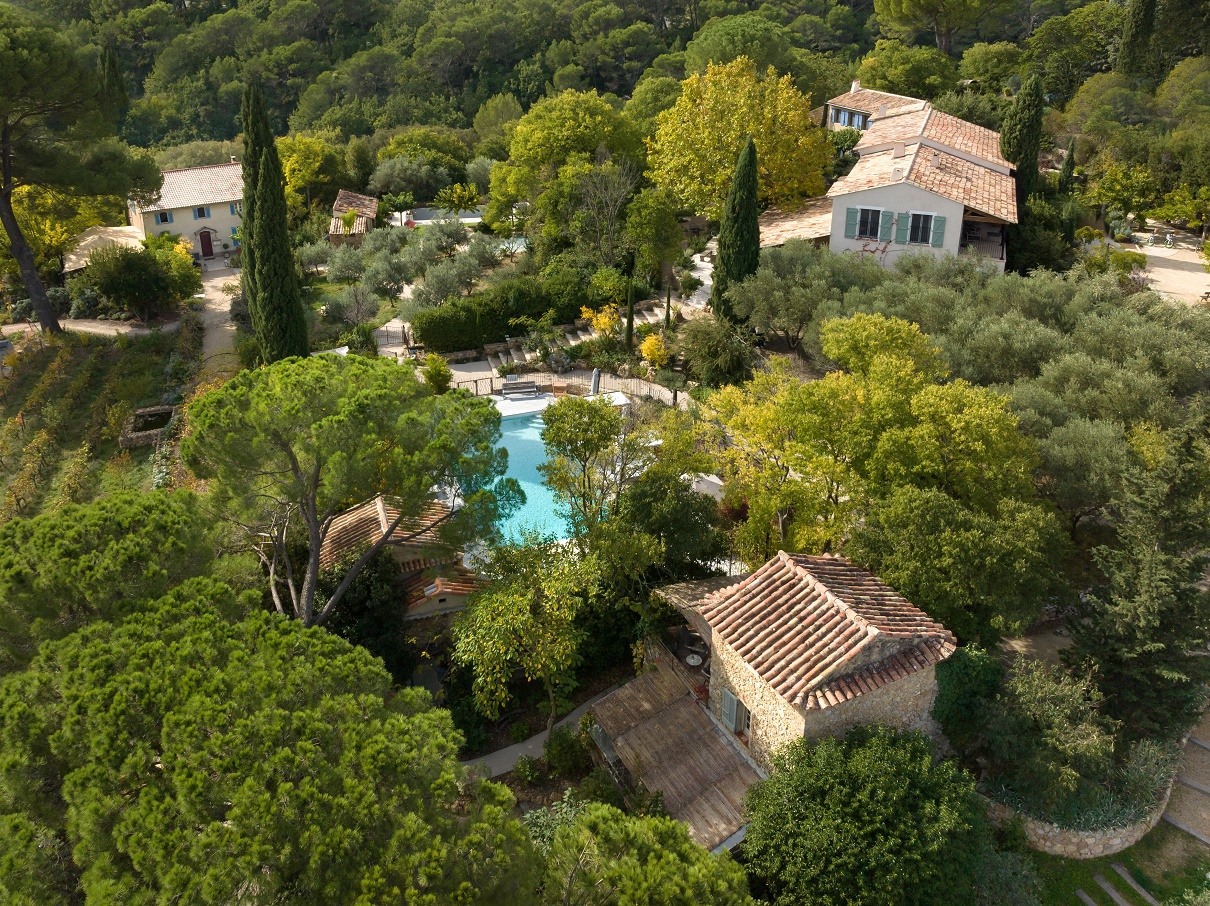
[647, 57, 830, 220]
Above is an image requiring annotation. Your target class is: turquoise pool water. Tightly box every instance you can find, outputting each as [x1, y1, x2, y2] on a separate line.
[498, 412, 569, 540]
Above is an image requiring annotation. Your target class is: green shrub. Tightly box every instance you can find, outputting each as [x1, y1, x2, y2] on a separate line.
[544, 725, 592, 778]
[933, 645, 1003, 750]
[577, 767, 624, 808]
[509, 722, 532, 743]
[514, 755, 542, 784]
[421, 353, 452, 393]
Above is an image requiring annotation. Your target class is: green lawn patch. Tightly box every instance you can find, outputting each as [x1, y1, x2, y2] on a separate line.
[1036, 822, 1210, 905]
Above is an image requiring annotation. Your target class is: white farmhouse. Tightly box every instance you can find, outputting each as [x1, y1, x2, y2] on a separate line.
[826, 103, 1018, 271]
[128, 161, 243, 261]
[820, 79, 923, 131]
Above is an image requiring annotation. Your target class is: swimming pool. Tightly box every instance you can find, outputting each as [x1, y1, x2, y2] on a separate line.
[497, 412, 569, 540]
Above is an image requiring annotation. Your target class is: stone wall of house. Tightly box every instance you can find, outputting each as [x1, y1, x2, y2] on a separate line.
[801, 664, 943, 745]
[984, 789, 1173, 859]
[709, 636, 805, 769]
[709, 639, 945, 769]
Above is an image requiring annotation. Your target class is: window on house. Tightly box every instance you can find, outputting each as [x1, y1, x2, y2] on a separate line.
[195, 206, 209, 219]
[154, 211, 172, 225]
[720, 688, 752, 738]
[909, 213, 934, 244]
[857, 207, 882, 240]
[230, 202, 242, 216]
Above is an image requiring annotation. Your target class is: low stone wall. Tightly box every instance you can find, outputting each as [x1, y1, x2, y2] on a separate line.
[984, 782, 1174, 859]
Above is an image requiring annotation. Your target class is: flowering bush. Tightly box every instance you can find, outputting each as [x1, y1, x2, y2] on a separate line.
[639, 333, 670, 368]
[580, 303, 620, 335]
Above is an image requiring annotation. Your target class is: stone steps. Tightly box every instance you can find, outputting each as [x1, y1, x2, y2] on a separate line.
[1112, 863, 1160, 906]
[1163, 783, 1210, 845]
[1076, 869, 1151, 906]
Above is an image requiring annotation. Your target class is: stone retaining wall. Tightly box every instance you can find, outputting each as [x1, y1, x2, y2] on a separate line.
[984, 782, 1174, 859]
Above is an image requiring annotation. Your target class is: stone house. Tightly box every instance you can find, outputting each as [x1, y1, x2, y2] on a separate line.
[127, 161, 243, 260]
[658, 551, 956, 770]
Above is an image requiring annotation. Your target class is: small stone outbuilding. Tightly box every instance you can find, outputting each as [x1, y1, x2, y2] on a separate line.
[658, 551, 956, 770]
[328, 190, 379, 248]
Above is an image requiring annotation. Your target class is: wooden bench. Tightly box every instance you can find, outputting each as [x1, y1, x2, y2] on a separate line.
[500, 381, 539, 398]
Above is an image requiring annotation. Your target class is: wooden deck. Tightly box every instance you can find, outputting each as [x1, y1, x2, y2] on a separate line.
[593, 656, 763, 850]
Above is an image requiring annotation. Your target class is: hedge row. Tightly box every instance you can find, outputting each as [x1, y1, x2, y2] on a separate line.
[412, 276, 585, 354]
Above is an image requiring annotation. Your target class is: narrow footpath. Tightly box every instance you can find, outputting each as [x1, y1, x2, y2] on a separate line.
[463, 683, 622, 778]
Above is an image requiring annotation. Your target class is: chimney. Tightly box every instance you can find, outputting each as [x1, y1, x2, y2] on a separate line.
[851, 78, 861, 93]
[878, 104, 888, 116]
[892, 142, 906, 158]
[892, 165, 904, 180]
[230, 155, 237, 163]
[931, 150, 940, 166]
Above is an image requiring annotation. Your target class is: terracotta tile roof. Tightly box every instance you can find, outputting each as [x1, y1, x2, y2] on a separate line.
[827, 146, 916, 196]
[856, 107, 1009, 169]
[826, 87, 925, 117]
[319, 496, 452, 569]
[759, 198, 833, 246]
[694, 552, 955, 710]
[827, 144, 1018, 223]
[138, 162, 242, 213]
[332, 190, 379, 218]
[402, 562, 484, 608]
[329, 214, 372, 236]
[921, 109, 1009, 169]
[908, 145, 1017, 223]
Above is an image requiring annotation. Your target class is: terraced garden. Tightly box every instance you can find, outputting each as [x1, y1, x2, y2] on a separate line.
[0, 312, 203, 524]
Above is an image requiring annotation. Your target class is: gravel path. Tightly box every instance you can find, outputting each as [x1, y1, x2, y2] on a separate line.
[198, 266, 239, 378]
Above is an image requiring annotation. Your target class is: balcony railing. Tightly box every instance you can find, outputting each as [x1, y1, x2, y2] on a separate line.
[960, 235, 1006, 261]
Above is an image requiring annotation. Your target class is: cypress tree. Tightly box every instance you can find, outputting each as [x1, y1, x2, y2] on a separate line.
[999, 76, 1044, 198]
[240, 84, 273, 343]
[99, 45, 128, 122]
[711, 136, 760, 322]
[1116, 0, 1156, 76]
[252, 145, 309, 362]
[1057, 138, 1076, 195]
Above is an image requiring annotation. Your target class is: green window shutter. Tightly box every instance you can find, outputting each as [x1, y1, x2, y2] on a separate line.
[879, 210, 893, 241]
[721, 688, 737, 730]
[844, 207, 859, 239]
[895, 212, 910, 244]
[931, 215, 947, 247]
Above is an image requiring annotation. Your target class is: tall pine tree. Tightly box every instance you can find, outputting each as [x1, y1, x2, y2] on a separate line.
[711, 137, 760, 322]
[240, 84, 273, 345]
[1066, 410, 1210, 739]
[999, 76, 1044, 198]
[252, 145, 309, 361]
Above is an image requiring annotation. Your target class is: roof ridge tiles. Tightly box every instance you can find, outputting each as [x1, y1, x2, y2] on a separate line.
[692, 550, 955, 709]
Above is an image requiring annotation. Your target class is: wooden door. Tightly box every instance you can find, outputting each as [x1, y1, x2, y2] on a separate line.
[199, 231, 213, 258]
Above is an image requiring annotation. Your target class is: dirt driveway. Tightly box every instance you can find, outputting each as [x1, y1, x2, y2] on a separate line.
[1137, 230, 1209, 304]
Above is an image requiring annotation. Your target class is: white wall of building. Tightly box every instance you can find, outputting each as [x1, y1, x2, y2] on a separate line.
[828, 183, 964, 268]
[130, 202, 243, 257]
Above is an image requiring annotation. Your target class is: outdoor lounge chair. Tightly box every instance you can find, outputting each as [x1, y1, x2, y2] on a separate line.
[500, 381, 539, 398]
